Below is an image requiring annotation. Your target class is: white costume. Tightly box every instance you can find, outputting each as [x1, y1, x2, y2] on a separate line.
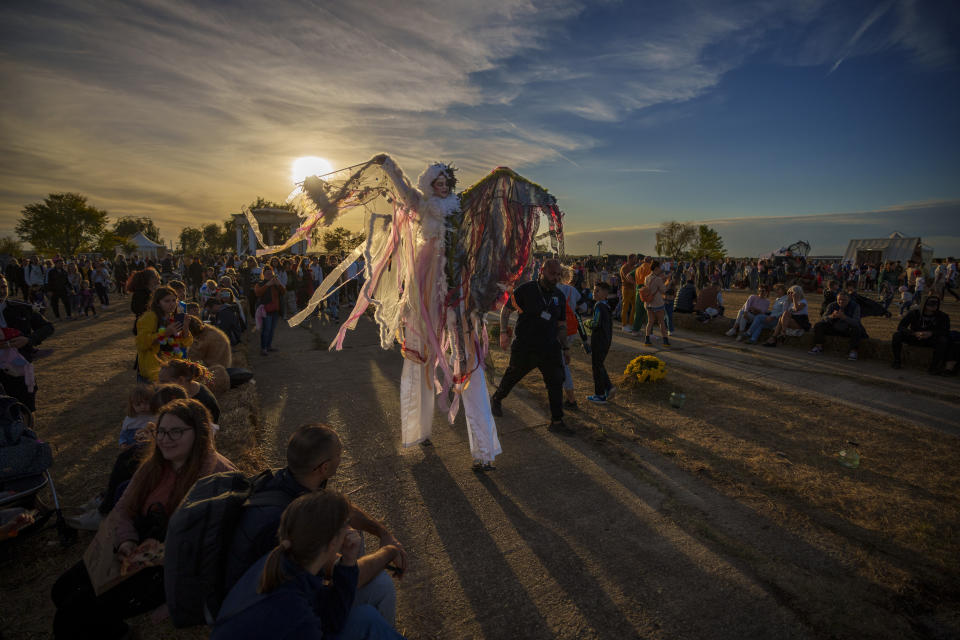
[248, 154, 564, 467]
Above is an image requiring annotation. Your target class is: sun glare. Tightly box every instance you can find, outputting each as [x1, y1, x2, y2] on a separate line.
[291, 156, 334, 184]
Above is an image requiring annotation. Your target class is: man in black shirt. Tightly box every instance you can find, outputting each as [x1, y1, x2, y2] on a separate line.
[491, 259, 574, 435]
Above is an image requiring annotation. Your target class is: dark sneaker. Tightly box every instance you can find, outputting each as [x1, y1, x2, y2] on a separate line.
[490, 395, 503, 417]
[563, 400, 579, 409]
[644, 336, 652, 345]
[662, 337, 670, 346]
[587, 394, 607, 404]
[548, 420, 575, 436]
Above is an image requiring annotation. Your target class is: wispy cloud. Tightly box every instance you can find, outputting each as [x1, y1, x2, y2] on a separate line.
[828, 0, 895, 74]
[0, 0, 955, 243]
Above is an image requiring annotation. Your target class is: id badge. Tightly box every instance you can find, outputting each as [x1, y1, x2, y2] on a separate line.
[540, 311, 552, 321]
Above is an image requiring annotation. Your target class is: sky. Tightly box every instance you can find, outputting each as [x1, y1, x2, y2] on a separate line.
[1, 0, 958, 256]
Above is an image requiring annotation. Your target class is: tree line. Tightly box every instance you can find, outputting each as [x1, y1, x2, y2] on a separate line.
[4, 192, 365, 257]
[654, 221, 726, 261]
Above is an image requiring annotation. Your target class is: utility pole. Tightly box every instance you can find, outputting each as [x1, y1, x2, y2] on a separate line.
[597, 240, 603, 257]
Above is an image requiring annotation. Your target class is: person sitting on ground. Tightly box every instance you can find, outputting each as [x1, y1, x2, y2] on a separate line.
[199, 279, 220, 305]
[225, 424, 406, 627]
[726, 284, 770, 339]
[820, 279, 840, 317]
[879, 281, 895, 314]
[52, 399, 236, 640]
[168, 280, 189, 314]
[693, 278, 723, 319]
[898, 284, 914, 316]
[0, 275, 54, 412]
[809, 291, 866, 361]
[213, 492, 405, 640]
[135, 286, 192, 383]
[118, 384, 156, 448]
[157, 358, 221, 424]
[205, 297, 245, 346]
[891, 295, 951, 373]
[673, 279, 697, 314]
[763, 285, 810, 347]
[82, 384, 190, 530]
[187, 316, 233, 370]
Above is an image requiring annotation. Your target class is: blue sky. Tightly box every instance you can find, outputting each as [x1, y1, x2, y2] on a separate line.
[1, 0, 957, 255]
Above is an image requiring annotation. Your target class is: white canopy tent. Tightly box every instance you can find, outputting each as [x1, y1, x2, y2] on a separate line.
[125, 231, 165, 260]
[842, 232, 931, 267]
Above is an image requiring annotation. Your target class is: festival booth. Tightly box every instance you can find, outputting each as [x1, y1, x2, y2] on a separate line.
[124, 231, 164, 260]
[842, 232, 932, 268]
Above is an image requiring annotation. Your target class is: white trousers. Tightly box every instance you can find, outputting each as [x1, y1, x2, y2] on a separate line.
[399, 356, 502, 463]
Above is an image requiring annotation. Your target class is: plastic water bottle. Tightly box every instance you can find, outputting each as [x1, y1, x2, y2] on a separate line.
[838, 441, 860, 468]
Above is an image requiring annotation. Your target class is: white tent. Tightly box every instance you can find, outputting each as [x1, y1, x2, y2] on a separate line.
[842, 232, 930, 267]
[126, 231, 164, 260]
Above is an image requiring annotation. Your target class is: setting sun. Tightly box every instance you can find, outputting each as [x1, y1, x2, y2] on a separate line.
[291, 156, 333, 185]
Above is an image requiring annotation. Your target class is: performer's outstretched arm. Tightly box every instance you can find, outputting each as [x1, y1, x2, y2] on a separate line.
[373, 154, 422, 212]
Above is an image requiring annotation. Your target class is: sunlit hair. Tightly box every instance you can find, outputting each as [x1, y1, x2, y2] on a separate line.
[149, 286, 177, 320]
[130, 399, 214, 513]
[126, 267, 160, 293]
[787, 284, 805, 299]
[127, 384, 156, 418]
[258, 491, 351, 594]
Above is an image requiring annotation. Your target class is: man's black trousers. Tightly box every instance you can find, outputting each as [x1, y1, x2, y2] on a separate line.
[494, 347, 564, 421]
[891, 331, 949, 370]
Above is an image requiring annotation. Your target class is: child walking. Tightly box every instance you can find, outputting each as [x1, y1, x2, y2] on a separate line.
[79, 280, 97, 317]
[587, 282, 615, 404]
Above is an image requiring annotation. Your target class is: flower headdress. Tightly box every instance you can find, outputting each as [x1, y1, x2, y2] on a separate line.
[417, 162, 457, 197]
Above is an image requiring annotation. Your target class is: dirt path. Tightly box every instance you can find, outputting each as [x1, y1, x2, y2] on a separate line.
[252, 314, 960, 639]
[2, 302, 957, 639]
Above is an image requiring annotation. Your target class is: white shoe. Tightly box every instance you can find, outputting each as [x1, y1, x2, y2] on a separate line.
[66, 508, 103, 531]
[735, 334, 745, 342]
[622, 327, 635, 335]
[725, 328, 737, 337]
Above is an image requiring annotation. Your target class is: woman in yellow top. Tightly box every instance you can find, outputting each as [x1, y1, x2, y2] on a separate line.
[135, 286, 193, 383]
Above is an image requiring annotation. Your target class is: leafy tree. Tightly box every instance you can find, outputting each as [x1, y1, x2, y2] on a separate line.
[321, 227, 365, 254]
[655, 221, 696, 258]
[688, 224, 726, 261]
[95, 231, 135, 255]
[202, 223, 224, 252]
[179, 226, 204, 254]
[113, 216, 162, 243]
[16, 192, 108, 255]
[0, 236, 23, 257]
[246, 197, 296, 213]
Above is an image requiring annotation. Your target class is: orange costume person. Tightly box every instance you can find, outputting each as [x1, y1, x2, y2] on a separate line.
[630, 257, 654, 332]
[619, 255, 638, 326]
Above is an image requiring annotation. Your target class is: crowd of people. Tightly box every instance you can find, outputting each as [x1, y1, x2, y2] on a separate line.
[0, 245, 957, 638]
[539, 253, 959, 376]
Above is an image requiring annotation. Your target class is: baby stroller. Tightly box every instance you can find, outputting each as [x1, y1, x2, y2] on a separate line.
[0, 393, 76, 547]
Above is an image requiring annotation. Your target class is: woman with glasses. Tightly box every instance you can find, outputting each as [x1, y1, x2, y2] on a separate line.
[52, 399, 235, 640]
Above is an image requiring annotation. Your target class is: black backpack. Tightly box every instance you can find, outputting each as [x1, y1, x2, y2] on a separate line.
[164, 470, 288, 627]
[0, 396, 52, 483]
